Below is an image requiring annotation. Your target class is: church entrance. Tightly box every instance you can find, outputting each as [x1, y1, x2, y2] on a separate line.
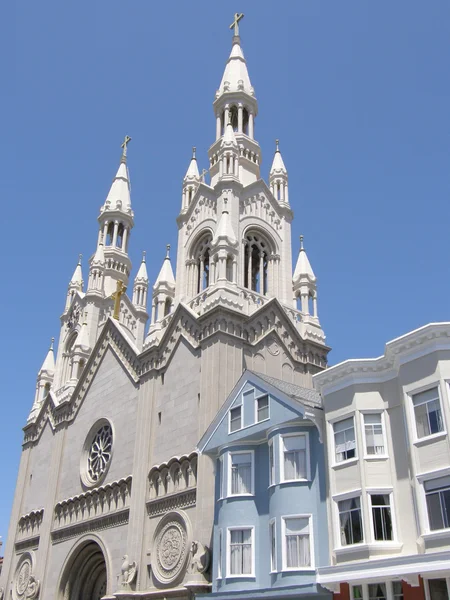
[60, 540, 107, 600]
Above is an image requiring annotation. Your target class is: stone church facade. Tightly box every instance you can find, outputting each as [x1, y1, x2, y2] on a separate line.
[0, 17, 329, 600]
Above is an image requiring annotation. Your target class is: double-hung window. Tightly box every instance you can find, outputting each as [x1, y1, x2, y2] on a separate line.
[364, 413, 386, 456]
[370, 494, 393, 541]
[334, 417, 357, 463]
[281, 434, 308, 481]
[412, 387, 443, 439]
[338, 496, 363, 545]
[425, 475, 450, 530]
[228, 528, 253, 576]
[230, 452, 253, 495]
[256, 394, 269, 422]
[229, 406, 242, 433]
[283, 516, 312, 569]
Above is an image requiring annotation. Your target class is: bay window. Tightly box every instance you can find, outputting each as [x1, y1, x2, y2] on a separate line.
[230, 452, 253, 495]
[412, 387, 443, 439]
[334, 417, 356, 463]
[281, 434, 308, 481]
[228, 528, 253, 576]
[283, 516, 312, 569]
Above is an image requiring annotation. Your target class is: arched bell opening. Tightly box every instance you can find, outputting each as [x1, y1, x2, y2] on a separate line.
[191, 232, 212, 294]
[244, 231, 275, 296]
[59, 539, 108, 600]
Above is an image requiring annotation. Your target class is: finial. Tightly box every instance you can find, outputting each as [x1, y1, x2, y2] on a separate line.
[276, 139, 280, 152]
[300, 235, 304, 250]
[121, 135, 132, 159]
[50, 337, 55, 350]
[192, 146, 196, 159]
[78, 253, 82, 265]
[142, 250, 146, 263]
[166, 244, 171, 258]
[230, 12, 244, 37]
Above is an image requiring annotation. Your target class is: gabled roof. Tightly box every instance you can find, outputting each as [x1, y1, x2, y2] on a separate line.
[249, 371, 322, 409]
[197, 369, 322, 455]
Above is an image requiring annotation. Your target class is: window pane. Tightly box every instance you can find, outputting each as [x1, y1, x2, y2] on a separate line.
[231, 453, 252, 494]
[257, 395, 269, 422]
[270, 522, 276, 571]
[424, 476, 450, 492]
[269, 443, 275, 486]
[230, 407, 241, 432]
[426, 492, 445, 530]
[364, 414, 385, 455]
[285, 518, 310, 568]
[413, 387, 439, 406]
[414, 402, 430, 437]
[393, 581, 403, 600]
[429, 579, 449, 600]
[230, 528, 252, 575]
[369, 583, 387, 600]
[339, 498, 363, 545]
[334, 417, 354, 433]
[334, 418, 356, 462]
[364, 413, 382, 424]
[352, 586, 363, 600]
[428, 399, 443, 434]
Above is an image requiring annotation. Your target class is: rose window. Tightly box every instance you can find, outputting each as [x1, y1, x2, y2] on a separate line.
[87, 424, 113, 482]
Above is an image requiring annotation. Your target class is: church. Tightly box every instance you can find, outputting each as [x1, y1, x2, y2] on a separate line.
[4, 13, 450, 600]
[0, 14, 330, 600]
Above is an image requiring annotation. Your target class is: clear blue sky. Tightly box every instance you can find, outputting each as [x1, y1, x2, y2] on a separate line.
[2, 0, 449, 546]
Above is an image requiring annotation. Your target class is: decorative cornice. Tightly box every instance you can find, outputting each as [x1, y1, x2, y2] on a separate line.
[146, 489, 197, 518]
[51, 508, 129, 544]
[314, 322, 450, 394]
[14, 536, 40, 553]
[17, 509, 44, 542]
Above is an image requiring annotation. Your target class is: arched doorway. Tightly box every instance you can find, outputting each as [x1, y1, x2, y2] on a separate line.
[60, 540, 107, 600]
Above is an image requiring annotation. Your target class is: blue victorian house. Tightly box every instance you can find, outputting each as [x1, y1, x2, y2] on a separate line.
[197, 370, 331, 600]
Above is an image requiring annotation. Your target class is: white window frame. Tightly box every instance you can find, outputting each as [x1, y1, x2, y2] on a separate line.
[229, 404, 243, 434]
[281, 514, 315, 571]
[421, 473, 450, 533]
[218, 456, 224, 500]
[217, 528, 223, 579]
[409, 384, 446, 443]
[227, 450, 255, 497]
[268, 439, 275, 486]
[332, 415, 358, 465]
[425, 577, 450, 600]
[279, 432, 310, 482]
[351, 582, 404, 600]
[367, 489, 396, 543]
[226, 526, 255, 578]
[361, 411, 388, 459]
[255, 392, 270, 423]
[269, 518, 277, 573]
[334, 491, 364, 548]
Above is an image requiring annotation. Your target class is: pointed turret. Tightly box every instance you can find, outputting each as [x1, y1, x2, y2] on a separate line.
[29, 338, 55, 421]
[67, 313, 91, 384]
[211, 199, 239, 284]
[96, 137, 134, 297]
[87, 242, 105, 295]
[133, 251, 149, 311]
[217, 16, 254, 99]
[270, 140, 289, 206]
[293, 236, 318, 318]
[212, 199, 237, 247]
[210, 14, 260, 188]
[181, 148, 201, 212]
[151, 245, 176, 324]
[65, 254, 84, 311]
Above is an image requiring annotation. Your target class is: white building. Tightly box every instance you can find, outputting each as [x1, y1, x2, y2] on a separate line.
[315, 323, 450, 600]
[0, 16, 329, 600]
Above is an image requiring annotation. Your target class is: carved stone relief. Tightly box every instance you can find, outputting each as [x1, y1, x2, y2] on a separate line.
[151, 511, 191, 586]
[13, 554, 40, 600]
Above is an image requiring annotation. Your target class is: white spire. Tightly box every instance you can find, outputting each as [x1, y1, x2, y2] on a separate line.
[218, 30, 254, 97]
[222, 120, 238, 148]
[155, 245, 176, 288]
[184, 147, 200, 180]
[135, 251, 149, 282]
[293, 236, 316, 283]
[39, 337, 55, 376]
[74, 313, 91, 353]
[212, 199, 237, 247]
[270, 139, 287, 175]
[92, 242, 105, 266]
[103, 156, 132, 213]
[70, 254, 84, 287]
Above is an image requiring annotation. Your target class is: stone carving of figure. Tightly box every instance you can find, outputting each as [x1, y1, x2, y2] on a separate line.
[25, 576, 40, 599]
[189, 541, 210, 575]
[120, 555, 138, 586]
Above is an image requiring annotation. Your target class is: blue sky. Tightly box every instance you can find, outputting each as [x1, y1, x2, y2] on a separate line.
[1, 0, 449, 545]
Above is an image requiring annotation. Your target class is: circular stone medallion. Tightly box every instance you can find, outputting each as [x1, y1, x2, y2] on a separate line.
[153, 513, 190, 585]
[15, 559, 31, 597]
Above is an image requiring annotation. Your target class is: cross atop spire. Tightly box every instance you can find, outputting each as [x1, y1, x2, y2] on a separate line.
[229, 13, 244, 37]
[121, 135, 132, 159]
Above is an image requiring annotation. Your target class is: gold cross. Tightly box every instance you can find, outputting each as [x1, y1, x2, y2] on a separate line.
[111, 280, 127, 320]
[121, 135, 132, 157]
[229, 13, 244, 37]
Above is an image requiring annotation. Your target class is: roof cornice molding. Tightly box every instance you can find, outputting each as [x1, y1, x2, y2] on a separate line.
[314, 322, 450, 394]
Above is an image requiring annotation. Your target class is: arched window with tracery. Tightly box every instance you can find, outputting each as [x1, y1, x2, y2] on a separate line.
[192, 233, 212, 294]
[117, 223, 124, 249]
[229, 105, 238, 131]
[106, 222, 114, 246]
[244, 232, 272, 296]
